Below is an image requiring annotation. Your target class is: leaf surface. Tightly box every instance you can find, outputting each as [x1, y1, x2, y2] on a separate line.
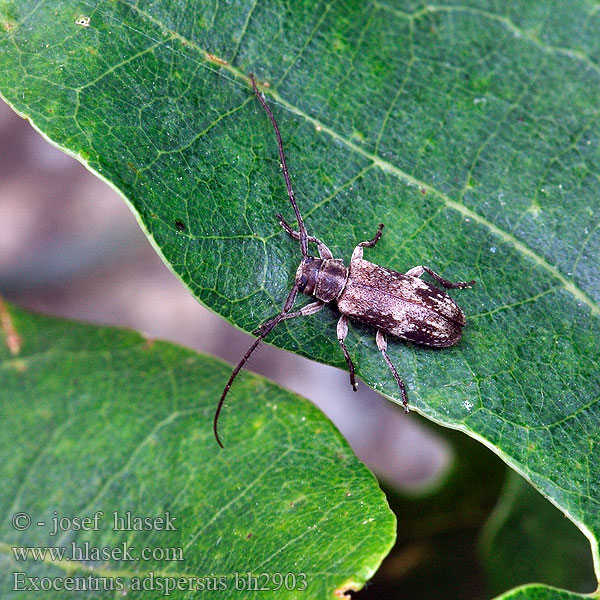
[0, 0, 599, 592]
[0, 303, 395, 598]
[481, 471, 596, 596]
[493, 585, 591, 600]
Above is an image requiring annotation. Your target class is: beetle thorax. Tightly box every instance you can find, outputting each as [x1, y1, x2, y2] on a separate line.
[295, 256, 348, 303]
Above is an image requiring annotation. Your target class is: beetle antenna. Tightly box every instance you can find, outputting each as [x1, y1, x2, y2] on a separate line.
[250, 74, 308, 258]
[214, 284, 299, 448]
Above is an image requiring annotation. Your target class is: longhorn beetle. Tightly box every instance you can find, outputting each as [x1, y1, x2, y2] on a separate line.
[213, 74, 475, 448]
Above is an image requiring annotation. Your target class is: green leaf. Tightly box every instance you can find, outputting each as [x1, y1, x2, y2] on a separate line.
[493, 585, 591, 600]
[481, 471, 596, 596]
[0, 303, 395, 598]
[1, 0, 599, 595]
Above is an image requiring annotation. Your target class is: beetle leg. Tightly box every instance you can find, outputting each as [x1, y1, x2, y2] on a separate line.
[276, 214, 333, 259]
[376, 330, 409, 413]
[253, 301, 325, 335]
[337, 315, 358, 391]
[351, 223, 384, 261]
[404, 265, 475, 289]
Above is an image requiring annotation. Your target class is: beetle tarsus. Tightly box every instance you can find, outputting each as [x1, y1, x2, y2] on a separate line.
[359, 223, 384, 248]
[276, 213, 334, 260]
[405, 265, 475, 290]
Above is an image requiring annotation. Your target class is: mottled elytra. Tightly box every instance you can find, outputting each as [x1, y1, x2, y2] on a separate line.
[213, 74, 475, 448]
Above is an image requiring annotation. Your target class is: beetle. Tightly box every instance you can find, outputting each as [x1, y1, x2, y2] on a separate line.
[213, 74, 475, 448]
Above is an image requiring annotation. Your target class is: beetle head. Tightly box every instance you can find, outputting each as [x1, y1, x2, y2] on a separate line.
[295, 256, 323, 296]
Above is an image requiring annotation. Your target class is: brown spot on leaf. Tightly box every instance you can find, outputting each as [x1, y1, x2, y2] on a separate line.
[206, 53, 228, 66]
[334, 580, 360, 598]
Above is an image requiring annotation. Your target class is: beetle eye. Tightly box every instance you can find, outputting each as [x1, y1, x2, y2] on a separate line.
[299, 274, 308, 290]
